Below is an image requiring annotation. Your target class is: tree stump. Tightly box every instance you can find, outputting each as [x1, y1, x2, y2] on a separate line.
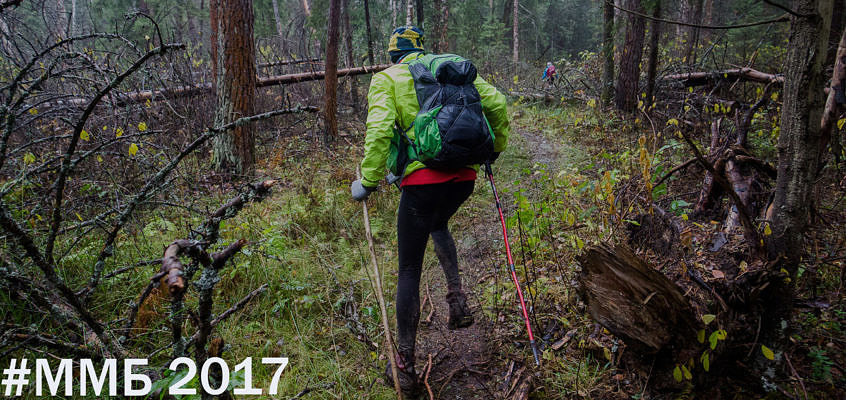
[577, 244, 700, 354]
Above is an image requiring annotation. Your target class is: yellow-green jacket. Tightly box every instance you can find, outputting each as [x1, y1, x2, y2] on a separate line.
[359, 52, 510, 188]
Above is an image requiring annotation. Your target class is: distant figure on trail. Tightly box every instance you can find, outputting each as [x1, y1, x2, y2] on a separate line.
[350, 25, 510, 396]
[542, 61, 556, 87]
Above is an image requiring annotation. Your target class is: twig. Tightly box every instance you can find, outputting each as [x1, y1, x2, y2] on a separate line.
[761, 0, 814, 18]
[655, 157, 697, 186]
[424, 354, 434, 400]
[210, 284, 268, 326]
[784, 353, 808, 400]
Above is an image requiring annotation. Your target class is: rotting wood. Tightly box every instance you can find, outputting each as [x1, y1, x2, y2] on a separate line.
[577, 244, 700, 354]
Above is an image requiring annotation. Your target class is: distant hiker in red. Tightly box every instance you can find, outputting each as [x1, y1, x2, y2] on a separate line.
[542, 61, 556, 87]
[350, 25, 509, 396]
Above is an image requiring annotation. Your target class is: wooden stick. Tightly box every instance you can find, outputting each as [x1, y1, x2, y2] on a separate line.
[358, 167, 403, 400]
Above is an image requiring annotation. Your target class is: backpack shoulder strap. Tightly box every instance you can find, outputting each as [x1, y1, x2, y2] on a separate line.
[407, 56, 439, 111]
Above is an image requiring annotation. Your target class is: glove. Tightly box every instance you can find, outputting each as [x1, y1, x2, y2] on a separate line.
[351, 179, 376, 201]
[487, 152, 501, 165]
[386, 172, 401, 187]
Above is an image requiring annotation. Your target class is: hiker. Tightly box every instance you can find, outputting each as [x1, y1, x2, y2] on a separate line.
[542, 61, 556, 87]
[350, 26, 509, 395]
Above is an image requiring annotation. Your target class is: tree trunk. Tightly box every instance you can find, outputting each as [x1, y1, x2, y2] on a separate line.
[271, 0, 286, 55]
[769, 0, 833, 267]
[70, 0, 77, 36]
[645, 0, 661, 107]
[416, 0, 423, 28]
[324, 0, 341, 146]
[45, 0, 68, 40]
[512, 0, 519, 63]
[820, 25, 846, 164]
[615, 0, 646, 113]
[601, 0, 615, 106]
[390, 0, 397, 27]
[432, 0, 449, 53]
[210, 0, 257, 174]
[364, 0, 375, 64]
[342, 0, 359, 111]
[406, 0, 413, 25]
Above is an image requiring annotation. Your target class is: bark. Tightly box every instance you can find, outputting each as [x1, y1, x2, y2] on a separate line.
[406, 0, 413, 25]
[364, 0, 375, 64]
[601, 0, 615, 106]
[433, 0, 449, 53]
[271, 0, 286, 53]
[662, 68, 784, 86]
[210, 0, 257, 174]
[577, 244, 700, 354]
[390, 0, 397, 27]
[512, 0, 519, 63]
[416, 0, 423, 28]
[769, 0, 833, 267]
[70, 0, 77, 36]
[645, 0, 661, 107]
[324, 0, 341, 145]
[342, 0, 359, 111]
[615, 0, 646, 113]
[819, 24, 846, 163]
[44, 0, 68, 40]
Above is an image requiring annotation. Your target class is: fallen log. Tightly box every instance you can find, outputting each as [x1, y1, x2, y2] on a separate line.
[662, 68, 784, 87]
[257, 57, 322, 69]
[577, 244, 700, 354]
[50, 64, 392, 108]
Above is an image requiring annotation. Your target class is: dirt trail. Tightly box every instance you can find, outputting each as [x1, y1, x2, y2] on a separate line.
[411, 126, 558, 399]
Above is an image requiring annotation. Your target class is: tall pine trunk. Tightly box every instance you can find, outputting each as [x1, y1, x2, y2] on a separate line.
[342, 0, 359, 111]
[324, 0, 341, 146]
[210, 0, 257, 174]
[416, 0, 423, 28]
[432, 0, 449, 53]
[615, 0, 646, 113]
[601, 0, 615, 106]
[271, 0, 286, 56]
[364, 0, 375, 64]
[512, 0, 519, 63]
[645, 1, 661, 106]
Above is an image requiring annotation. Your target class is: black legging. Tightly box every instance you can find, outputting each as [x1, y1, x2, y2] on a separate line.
[395, 180, 475, 358]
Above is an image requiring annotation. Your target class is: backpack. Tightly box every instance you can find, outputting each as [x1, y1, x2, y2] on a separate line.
[387, 54, 495, 177]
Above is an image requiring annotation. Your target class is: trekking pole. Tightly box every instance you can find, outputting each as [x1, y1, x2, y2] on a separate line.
[484, 162, 541, 366]
[357, 168, 404, 399]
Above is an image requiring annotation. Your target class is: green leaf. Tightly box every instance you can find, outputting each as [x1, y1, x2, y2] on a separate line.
[673, 365, 682, 382]
[701, 351, 710, 372]
[682, 365, 692, 380]
[709, 331, 719, 350]
[761, 345, 775, 360]
[715, 329, 727, 340]
[838, 118, 846, 131]
[701, 314, 716, 325]
[23, 152, 35, 164]
[697, 329, 705, 343]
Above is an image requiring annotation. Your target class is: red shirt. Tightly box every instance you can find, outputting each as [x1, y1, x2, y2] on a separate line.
[400, 167, 477, 187]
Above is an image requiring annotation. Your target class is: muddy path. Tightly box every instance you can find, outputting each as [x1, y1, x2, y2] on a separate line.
[410, 125, 568, 399]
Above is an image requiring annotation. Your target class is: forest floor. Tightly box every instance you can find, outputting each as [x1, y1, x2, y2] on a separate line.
[71, 100, 842, 400]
